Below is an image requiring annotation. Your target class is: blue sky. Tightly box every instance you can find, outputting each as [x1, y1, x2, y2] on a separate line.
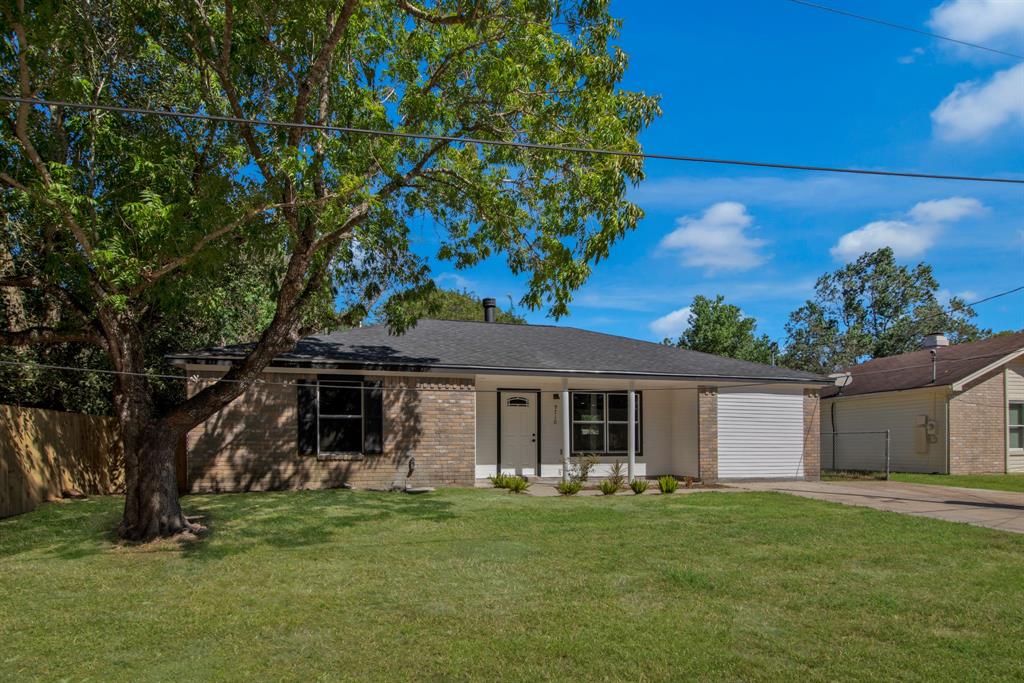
[417, 0, 1023, 342]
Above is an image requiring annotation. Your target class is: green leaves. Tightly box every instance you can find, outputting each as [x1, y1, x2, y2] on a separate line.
[782, 248, 990, 373]
[667, 295, 779, 366]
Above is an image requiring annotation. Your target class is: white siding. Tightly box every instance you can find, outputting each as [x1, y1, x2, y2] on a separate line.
[718, 389, 804, 479]
[1009, 363, 1024, 472]
[1009, 362, 1024, 400]
[671, 390, 699, 477]
[474, 388, 498, 479]
[822, 388, 947, 474]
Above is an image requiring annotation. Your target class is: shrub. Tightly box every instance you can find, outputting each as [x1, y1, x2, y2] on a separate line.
[506, 476, 530, 494]
[658, 476, 679, 494]
[683, 476, 695, 488]
[598, 478, 620, 495]
[606, 460, 626, 491]
[569, 453, 599, 484]
[629, 478, 650, 495]
[555, 480, 582, 496]
[489, 473, 509, 489]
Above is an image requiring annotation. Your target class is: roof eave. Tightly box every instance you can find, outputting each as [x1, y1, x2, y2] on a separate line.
[950, 348, 1024, 391]
[168, 355, 830, 385]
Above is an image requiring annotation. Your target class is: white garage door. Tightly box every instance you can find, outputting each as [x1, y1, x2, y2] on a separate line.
[718, 391, 804, 479]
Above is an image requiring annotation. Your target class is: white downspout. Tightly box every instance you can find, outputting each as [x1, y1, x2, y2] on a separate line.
[561, 379, 571, 482]
[627, 383, 636, 483]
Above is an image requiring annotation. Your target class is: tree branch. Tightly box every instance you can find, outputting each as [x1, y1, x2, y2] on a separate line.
[288, 0, 359, 146]
[0, 326, 105, 348]
[130, 200, 294, 294]
[397, 0, 481, 25]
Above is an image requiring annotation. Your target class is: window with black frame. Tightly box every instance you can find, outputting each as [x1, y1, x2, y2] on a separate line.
[297, 377, 384, 457]
[571, 391, 641, 454]
[318, 381, 364, 454]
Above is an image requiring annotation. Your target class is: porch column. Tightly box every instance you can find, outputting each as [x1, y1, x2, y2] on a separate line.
[561, 378, 571, 482]
[627, 383, 636, 483]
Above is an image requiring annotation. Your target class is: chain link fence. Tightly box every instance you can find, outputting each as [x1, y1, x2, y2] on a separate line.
[821, 430, 891, 479]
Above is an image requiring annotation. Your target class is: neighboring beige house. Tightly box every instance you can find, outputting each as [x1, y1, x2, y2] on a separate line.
[168, 300, 830, 492]
[823, 332, 1024, 475]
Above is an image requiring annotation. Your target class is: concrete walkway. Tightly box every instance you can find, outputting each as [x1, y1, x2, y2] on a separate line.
[739, 480, 1024, 534]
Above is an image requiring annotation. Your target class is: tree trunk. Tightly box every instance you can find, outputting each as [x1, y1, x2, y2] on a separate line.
[112, 337, 199, 541]
[119, 422, 198, 540]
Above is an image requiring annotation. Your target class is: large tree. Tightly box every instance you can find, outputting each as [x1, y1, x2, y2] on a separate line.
[663, 294, 778, 365]
[782, 248, 988, 374]
[1, 0, 658, 538]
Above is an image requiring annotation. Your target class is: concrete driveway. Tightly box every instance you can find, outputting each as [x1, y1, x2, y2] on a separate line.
[739, 480, 1024, 534]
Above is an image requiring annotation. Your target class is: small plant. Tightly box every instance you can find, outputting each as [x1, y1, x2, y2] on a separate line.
[658, 476, 679, 494]
[569, 453, 600, 484]
[489, 473, 509, 489]
[683, 476, 695, 489]
[606, 460, 626, 491]
[556, 480, 583, 496]
[506, 476, 530, 494]
[629, 478, 650, 495]
[598, 478, 620, 495]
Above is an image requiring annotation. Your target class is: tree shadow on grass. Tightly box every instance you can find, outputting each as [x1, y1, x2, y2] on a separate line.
[0, 490, 455, 562]
[178, 489, 455, 561]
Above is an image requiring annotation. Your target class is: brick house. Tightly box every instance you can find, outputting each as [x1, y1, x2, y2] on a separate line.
[823, 332, 1024, 475]
[168, 300, 830, 493]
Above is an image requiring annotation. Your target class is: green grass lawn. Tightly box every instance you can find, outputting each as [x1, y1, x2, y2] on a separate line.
[889, 473, 1024, 493]
[2, 489, 1024, 681]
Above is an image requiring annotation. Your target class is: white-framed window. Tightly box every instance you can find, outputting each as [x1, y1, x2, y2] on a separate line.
[571, 391, 642, 455]
[1010, 402, 1024, 452]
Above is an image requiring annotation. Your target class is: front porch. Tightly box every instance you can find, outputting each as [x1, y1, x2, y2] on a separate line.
[473, 373, 819, 483]
[473, 374, 713, 483]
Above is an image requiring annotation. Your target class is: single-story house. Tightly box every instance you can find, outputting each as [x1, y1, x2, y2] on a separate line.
[822, 332, 1024, 475]
[168, 300, 830, 492]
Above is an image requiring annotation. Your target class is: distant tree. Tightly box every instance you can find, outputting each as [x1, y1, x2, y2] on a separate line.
[407, 287, 525, 324]
[782, 248, 988, 374]
[663, 295, 778, 365]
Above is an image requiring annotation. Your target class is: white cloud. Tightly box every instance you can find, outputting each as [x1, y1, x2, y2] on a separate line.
[929, 0, 1024, 49]
[658, 202, 769, 271]
[831, 197, 985, 261]
[649, 306, 691, 338]
[434, 272, 475, 290]
[908, 196, 985, 223]
[898, 47, 925, 64]
[931, 63, 1024, 141]
[831, 220, 935, 261]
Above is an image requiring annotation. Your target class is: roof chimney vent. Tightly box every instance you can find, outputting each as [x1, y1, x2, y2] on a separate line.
[482, 297, 496, 323]
[922, 333, 949, 349]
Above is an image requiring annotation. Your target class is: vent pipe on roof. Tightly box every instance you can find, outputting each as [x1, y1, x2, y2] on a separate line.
[922, 333, 949, 349]
[482, 297, 496, 323]
[930, 349, 937, 383]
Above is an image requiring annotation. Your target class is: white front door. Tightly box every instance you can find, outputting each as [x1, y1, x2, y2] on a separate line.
[500, 392, 538, 476]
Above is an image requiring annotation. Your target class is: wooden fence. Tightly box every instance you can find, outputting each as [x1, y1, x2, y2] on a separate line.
[0, 405, 123, 518]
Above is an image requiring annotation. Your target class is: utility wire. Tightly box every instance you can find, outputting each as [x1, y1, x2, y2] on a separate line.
[913, 284, 1024, 328]
[3, 95, 1023, 185]
[782, 0, 1024, 61]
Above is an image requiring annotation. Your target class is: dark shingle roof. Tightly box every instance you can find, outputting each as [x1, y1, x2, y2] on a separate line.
[825, 331, 1024, 398]
[168, 319, 828, 383]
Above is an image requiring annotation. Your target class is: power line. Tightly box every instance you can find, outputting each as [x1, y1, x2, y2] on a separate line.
[914, 284, 1024, 329]
[782, 0, 1024, 61]
[3, 95, 1023, 185]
